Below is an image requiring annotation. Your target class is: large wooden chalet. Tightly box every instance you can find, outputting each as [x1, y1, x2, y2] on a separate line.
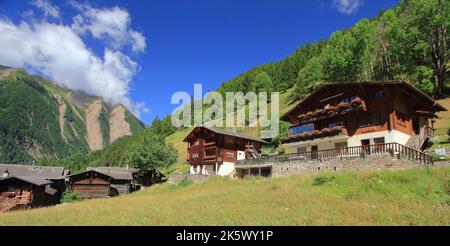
[184, 126, 267, 176]
[281, 81, 446, 154]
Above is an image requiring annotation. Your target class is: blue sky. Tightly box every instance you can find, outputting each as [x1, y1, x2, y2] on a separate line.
[0, 0, 400, 124]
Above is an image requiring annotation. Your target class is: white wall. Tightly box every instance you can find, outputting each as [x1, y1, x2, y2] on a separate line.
[347, 130, 411, 147]
[218, 162, 235, 176]
[283, 130, 412, 154]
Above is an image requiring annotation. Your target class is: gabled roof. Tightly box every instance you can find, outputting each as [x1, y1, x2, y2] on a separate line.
[68, 169, 113, 179]
[281, 80, 446, 121]
[0, 164, 67, 180]
[0, 176, 52, 186]
[86, 167, 136, 181]
[183, 126, 268, 143]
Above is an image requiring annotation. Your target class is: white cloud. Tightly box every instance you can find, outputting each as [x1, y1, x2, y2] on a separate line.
[30, 0, 60, 19]
[71, 3, 146, 53]
[332, 0, 362, 15]
[0, 3, 149, 118]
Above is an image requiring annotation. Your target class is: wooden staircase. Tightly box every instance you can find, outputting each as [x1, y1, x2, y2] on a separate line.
[410, 125, 433, 151]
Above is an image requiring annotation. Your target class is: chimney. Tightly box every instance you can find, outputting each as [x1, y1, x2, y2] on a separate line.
[2, 170, 9, 179]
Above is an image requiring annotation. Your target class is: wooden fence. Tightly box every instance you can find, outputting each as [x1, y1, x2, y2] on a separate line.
[236, 142, 433, 166]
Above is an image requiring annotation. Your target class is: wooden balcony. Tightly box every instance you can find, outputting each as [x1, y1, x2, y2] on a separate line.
[297, 98, 366, 125]
[237, 142, 434, 166]
[281, 126, 343, 144]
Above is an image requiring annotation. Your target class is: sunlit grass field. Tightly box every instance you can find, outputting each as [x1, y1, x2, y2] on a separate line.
[1, 167, 449, 226]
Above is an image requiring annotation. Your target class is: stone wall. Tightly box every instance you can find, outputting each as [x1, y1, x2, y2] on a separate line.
[266, 154, 439, 178]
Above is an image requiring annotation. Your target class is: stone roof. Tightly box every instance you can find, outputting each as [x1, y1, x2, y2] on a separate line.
[0, 164, 67, 180]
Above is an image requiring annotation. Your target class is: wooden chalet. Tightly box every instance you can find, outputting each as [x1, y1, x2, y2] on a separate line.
[183, 126, 267, 176]
[280, 81, 446, 154]
[0, 176, 52, 212]
[67, 170, 112, 199]
[0, 164, 69, 212]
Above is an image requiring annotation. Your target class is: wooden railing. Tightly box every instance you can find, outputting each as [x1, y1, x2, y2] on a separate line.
[236, 142, 433, 166]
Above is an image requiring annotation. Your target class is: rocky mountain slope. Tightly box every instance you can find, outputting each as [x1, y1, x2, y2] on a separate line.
[0, 66, 146, 163]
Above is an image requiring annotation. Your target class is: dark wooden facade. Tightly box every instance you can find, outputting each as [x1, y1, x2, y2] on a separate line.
[0, 176, 51, 212]
[87, 167, 165, 195]
[184, 126, 266, 175]
[68, 170, 112, 199]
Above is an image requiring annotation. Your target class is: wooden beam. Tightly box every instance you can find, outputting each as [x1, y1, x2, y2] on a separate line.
[320, 93, 344, 103]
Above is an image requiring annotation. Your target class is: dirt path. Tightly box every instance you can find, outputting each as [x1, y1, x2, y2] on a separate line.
[109, 105, 131, 143]
[86, 100, 104, 150]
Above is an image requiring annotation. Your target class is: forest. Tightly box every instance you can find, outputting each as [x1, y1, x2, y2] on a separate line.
[217, 0, 449, 101]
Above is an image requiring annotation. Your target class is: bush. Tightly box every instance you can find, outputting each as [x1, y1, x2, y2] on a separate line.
[62, 192, 83, 203]
[313, 176, 335, 186]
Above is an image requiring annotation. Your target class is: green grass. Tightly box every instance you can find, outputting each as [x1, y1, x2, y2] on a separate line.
[0, 167, 448, 225]
[435, 98, 450, 136]
[431, 135, 450, 148]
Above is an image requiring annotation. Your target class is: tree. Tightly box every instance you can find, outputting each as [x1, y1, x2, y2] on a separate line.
[151, 115, 177, 137]
[321, 31, 359, 82]
[254, 72, 273, 94]
[293, 56, 324, 100]
[406, 0, 449, 95]
[124, 130, 177, 173]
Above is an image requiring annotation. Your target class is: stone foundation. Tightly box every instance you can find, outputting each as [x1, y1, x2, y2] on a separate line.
[237, 154, 446, 178]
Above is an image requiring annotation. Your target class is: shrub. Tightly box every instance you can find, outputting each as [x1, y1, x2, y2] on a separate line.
[62, 192, 83, 203]
[313, 175, 335, 186]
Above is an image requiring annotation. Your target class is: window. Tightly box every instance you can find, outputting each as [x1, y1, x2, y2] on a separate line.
[358, 113, 382, 127]
[226, 152, 234, 158]
[374, 90, 384, 99]
[194, 140, 200, 146]
[290, 123, 314, 135]
[374, 137, 385, 144]
[191, 153, 199, 158]
[328, 121, 344, 129]
[335, 142, 348, 149]
[297, 147, 307, 154]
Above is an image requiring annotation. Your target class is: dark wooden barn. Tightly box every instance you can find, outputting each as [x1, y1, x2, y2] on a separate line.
[87, 166, 166, 195]
[0, 176, 52, 212]
[0, 164, 69, 205]
[68, 170, 112, 199]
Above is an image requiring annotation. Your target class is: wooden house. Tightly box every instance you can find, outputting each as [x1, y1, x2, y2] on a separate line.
[67, 170, 112, 199]
[0, 164, 69, 206]
[280, 81, 446, 154]
[87, 166, 165, 195]
[0, 176, 52, 212]
[183, 126, 267, 176]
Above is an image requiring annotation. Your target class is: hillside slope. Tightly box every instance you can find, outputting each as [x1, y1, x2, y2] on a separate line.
[0, 66, 146, 162]
[0, 167, 448, 225]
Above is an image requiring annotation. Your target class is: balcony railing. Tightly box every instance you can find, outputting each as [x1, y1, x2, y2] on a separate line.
[297, 97, 366, 125]
[236, 142, 433, 166]
[282, 126, 343, 144]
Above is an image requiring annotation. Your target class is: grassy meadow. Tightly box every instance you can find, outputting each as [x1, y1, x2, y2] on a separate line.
[0, 167, 449, 226]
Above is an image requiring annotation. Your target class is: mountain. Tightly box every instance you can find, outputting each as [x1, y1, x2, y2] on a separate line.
[0, 66, 146, 163]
